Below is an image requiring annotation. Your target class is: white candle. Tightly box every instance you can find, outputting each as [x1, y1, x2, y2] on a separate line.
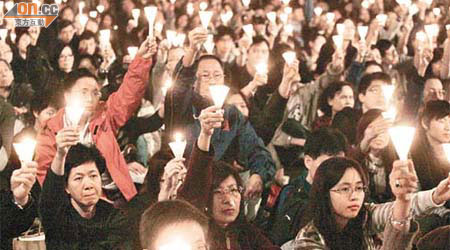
[169, 133, 187, 159]
[220, 10, 233, 25]
[96, 5, 105, 14]
[266, 11, 277, 24]
[203, 34, 214, 54]
[242, 0, 251, 8]
[132, 8, 140, 26]
[78, 1, 85, 14]
[199, 11, 213, 30]
[313, 7, 323, 16]
[127, 46, 138, 60]
[79, 14, 88, 29]
[209, 85, 230, 108]
[332, 35, 343, 49]
[388, 126, 416, 161]
[174, 33, 186, 47]
[282, 51, 296, 65]
[144, 6, 158, 38]
[376, 14, 387, 27]
[186, 3, 194, 16]
[432, 7, 441, 16]
[89, 11, 98, 19]
[326, 12, 335, 23]
[0, 29, 7, 41]
[199, 1, 208, 11]
[358, 26, 368, 41]
[408, 4, 419, 16]
[13, 138, 37, 163]
[336, 23, 345, 35]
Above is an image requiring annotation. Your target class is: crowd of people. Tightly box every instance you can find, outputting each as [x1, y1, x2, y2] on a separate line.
[1, 0, 450, 249]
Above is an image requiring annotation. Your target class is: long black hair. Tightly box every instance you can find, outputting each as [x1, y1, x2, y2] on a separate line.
[302, 157, 369, 250]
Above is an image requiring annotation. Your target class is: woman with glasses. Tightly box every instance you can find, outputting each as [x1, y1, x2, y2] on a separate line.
[286, 156, 450, 250]
[179, 105, 280, 250]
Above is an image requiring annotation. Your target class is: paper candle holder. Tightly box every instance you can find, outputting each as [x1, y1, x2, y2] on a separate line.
[13, 138, 37, 163]
[388, 126, 415, 161]
[209, 85, 230, 108]
[169, 133, 187, 159]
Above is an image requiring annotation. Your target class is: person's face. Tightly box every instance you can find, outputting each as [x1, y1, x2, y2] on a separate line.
[359, 80, 389, 112]
[61, 8, 74, 22]
[65, 77, 101, 114]
[383, 45, 398, 66]
[58, 46, 74, 72]
[17, 33, 31, 54]
[328, 85, 354, 116]
[59, 25, 74, 45]
[425, 116, 450, 144]
[86, 20, 99, 34]
[102, 15, 113, 29]
[227, 94, 249, 117]
[0, 43, 13, 63]
[254, 23, 266, 35]
[152, 221, 207, 250]
[310, 35, 326, 55]
[423, 79, 444, 104]
[330, 168, 365, 225]
[79, 38, 97, 55]
[195, 59, 224, 100]
[305, 152, 345, 183]
[78, 58, 97, 75]
[212, 175, 241, 228]
[34, 106, 57, 129]
[177, 15, 189, 29]
[359, 8, 370, 23]
[65, 162, 102, 210]
[166, 48, 185, 74]
[216, 35, 234, 57]
[247, 42, 269, 68]
[0, 61, 14, 88]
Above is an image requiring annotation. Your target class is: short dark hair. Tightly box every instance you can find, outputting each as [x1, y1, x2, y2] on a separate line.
[214, 25, 235, 43]
[421, 100, 450, 128]
[196, 54, 224, 72]
[358, 72, 391, 95]
[63, 68, 98, 92]
[76, 54, 99, 71]
[304, 128, 347, 159]
[363, 61, 383, 73]
[249, 35, 270, 50]
[58, 20, 73, 33]
[79, 30, 97, 42]
[64, 144, 106, 182]
[318, 81, 353, 117]
[375, 39, 394, 58]
[139, 200, 209, 250]
[30, 90, 60, 115]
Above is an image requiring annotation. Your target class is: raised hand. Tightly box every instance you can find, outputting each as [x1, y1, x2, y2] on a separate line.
[389, 160, 418, 202]
[198, 105, 224, 136]
[55, 127, 80, 157]
[279, 59, 300, 98]
[188, 27, 209, 51]
[137, 36, 158, 60]
[432, 173, 450, 205]
[159, 158, 186, 201]
[244, 174, 263, 200]
[11, 161, 37, 206]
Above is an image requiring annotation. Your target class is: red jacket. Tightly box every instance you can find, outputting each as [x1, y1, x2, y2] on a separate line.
[35, 56, 152, 201]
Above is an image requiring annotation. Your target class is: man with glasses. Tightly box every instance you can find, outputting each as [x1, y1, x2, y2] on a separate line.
[423, 78, 445, 105]
[35, 37, 157, 203]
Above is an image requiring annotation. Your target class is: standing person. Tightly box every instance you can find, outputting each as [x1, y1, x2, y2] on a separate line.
[35, 37, 157, 202]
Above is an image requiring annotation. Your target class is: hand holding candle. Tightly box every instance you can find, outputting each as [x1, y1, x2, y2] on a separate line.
[169, 133, 187, 159]
[282, 51, 296, 66]
[144, 5, 158, 38]
[10, 161, 37, 207]
[198, 105, 225, 136]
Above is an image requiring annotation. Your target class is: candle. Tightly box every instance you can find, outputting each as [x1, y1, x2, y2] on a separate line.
[0, 29, 7, 41]
[281, 0, 290, 5]
[209, 85, 230, 107]
[186, 3, 194, 16]
[203, 34, 214, 54]
[89, 11, 97, 19]
[242, 24, 254, 38]
[166, 29, 177, 47]
[199, 1, 208, 11]
[326, 12, 335, 23]
[169, 133, 187, 159]
[382, 106, 397, 120]
[220, 10, 233, 25]
[332, 35, 343, 49]
[132, 8, 140, 26]
[54, 0, 61, 5]
[99, 29, 111, 46]
[266, 11, 277, 24]
[376, 14, 387, 27]
[282, 51, 296, 65]
[78, 1, 85, 14]
[79, 14, 88, 29]
[66, 98, 85, 126]
[388, 126, 416, 161]
[285, 24, 293, 35]
[284, 7, 292, 15]
[361, 0, 370, 9]
[5, 1, 13, 11]
[199, 11, 213, 29]
[358, 26, 368, 41]
[424, 24, 439, 38]
[174, 33, 186, 47]
[13, 138, 37, 163]
[96, 5, 105, 14]
[279, 13, 288, 24]
[144, 6, 158, 38]
[408, 4, 419, 16]
[382, 85, 395, 103]
[162, 78, 172, 96]
[442, 144, 450, 162]
[432, 7, 441, 16]
[127, 46, 138, 60]
[242, 0, 251, 8]
[336, 23, 345, 35]
[314, 7, 323, 16]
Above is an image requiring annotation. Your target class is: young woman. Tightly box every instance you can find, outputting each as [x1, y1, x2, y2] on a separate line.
[287, 157, 450, 250]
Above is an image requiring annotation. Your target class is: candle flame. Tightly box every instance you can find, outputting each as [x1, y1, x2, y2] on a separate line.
[209, 85, 230, 108]
[332, 35, 343, 49]
[266, 12, 277, 24]
[127, 46, 138, 59]
[388, 126, 415, 161]
[282, 51, 296, 65]
[13, 138, 37, 163]
[313, 7, 323, 16]
[199, 11, 213, 29]
[169, 133, 187, 159]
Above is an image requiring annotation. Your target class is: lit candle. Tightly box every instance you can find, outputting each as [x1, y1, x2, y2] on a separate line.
[281, 0, 290, 5]
[382, 106, 397, 120]
[279, 13, 288, 24]
[203, 34, 214, 54]
[96, 5, 105, 14]
[169, 133, 187, 159]
[199, 1, 208, 11]
[13, 138, 37, 163]
[358, 26, 368, 41]
[361, 0, 370, 9]
[432, 7, 441, 16]
[313, 7, 323, 16]
[332, 35, 344, 49]
[78, 1, 85, 14]
[144, 6, 158, 38]
[209, 85, 230, 108]
[284, 7, 292, 15]
[336, 23, 345, 35]
[166, 29, 177, 47]
[442, 143, 450, 162]
[388, 126, 416, 161]
[242, 24, 254, 38]
[127, 46, 138, 60]
[376, 14, 387, 27]
[199, 11, 213, 29]
[99, 29, 111, 47]
[266, 11, 277, 24]
[285, 24, 294, 35]
[282, 51, 296, 65]
[66, 98, 85, 126]
[54, 0, 61, 5]
[408, 4, 419, 16]
[242, 0, 251, 8]
[161, 78, 172, 96]
[326, 12, 335, 23]
[132, 8, 140, 27]
[186, 3, 194, 16]
[89, 11, 97, 19]
[220, 10, 233, 25]
[0, 29, 7, 41]
[79, 14, 88, 29]
[174, 33, 186, 47]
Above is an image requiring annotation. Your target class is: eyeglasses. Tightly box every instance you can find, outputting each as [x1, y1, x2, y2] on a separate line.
[330, 185, 367, 197]
[213, 186, 243, 198]
[366, 86, 382, 95]
[428, 89, 446, 96]
[198, 72, 224, 81]
[72, 89, 102, 99]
